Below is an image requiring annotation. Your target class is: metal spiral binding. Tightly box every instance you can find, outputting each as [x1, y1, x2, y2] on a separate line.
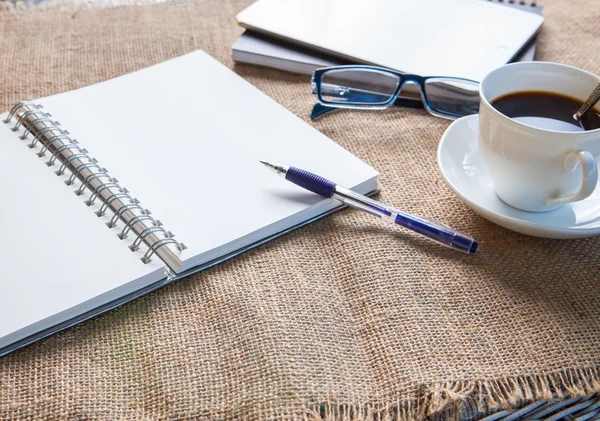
[3, 102, 187, 275]
[486, 0, 538, 6]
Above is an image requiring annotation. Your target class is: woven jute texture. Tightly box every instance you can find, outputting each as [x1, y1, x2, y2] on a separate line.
[1, 1, 599, 420]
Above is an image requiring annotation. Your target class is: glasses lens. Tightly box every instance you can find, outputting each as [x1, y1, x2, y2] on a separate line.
[424, 78, 480, 118]
[319, 69, 400, 106]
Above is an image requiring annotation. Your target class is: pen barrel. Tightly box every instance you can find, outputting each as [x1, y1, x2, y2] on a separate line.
[280, 167, 477, 254]
[394, 211, 477, 254]
[286, 166, 336, 198]
[335, 186, 477, 253]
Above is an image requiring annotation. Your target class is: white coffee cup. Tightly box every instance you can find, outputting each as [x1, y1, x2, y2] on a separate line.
[478, 61, 600, 212]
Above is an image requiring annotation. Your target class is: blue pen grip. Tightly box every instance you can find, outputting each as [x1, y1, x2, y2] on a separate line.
[286, 167, 336, 198]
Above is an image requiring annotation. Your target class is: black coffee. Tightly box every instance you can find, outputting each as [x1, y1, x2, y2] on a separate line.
[491, 91, 600, 132]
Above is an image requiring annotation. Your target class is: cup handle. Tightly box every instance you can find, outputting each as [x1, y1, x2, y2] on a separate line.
[548, 150, 598, 206]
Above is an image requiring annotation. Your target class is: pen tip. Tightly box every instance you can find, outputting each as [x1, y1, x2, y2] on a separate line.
[260, 160, 278, 170]
[259, 160, 289, 176]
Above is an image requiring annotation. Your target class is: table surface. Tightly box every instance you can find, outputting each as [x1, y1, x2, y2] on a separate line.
[0, 1, 599, 420]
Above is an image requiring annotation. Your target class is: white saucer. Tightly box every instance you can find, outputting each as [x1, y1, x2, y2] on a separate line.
[437, 114, 600, 239]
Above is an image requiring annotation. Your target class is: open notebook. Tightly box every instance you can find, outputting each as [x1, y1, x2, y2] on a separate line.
[0, 50, 378, 356]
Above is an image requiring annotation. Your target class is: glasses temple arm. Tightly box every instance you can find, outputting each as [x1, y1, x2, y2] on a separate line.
[311, 103, 336, 119]
[393, 96, 424, 109]
[310, 96, 423, 120]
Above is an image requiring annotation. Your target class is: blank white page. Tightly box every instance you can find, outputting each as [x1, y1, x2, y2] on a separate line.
[0, 118, 164, 346]
[36, 50, 378, 273]
[236, 0, 544, 81]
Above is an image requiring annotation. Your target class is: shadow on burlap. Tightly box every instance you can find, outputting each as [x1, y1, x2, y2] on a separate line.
[0, 1, 599, 419]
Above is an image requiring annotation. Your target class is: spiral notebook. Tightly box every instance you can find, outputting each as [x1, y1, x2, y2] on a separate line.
[0, 50, 379, 356]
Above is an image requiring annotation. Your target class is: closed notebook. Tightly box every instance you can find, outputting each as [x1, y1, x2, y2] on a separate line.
[0, 50, 379, 356]
[236, 0, 544, 81]
[232, 1, 544, 76]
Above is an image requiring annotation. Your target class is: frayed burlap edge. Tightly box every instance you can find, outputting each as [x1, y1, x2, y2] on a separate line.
[292, 367, 600, 421]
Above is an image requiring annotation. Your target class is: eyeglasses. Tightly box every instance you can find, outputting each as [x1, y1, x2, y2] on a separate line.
[310, 65, 480, 120]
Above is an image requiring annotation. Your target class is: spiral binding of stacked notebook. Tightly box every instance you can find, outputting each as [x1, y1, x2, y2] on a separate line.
[3, 102, 187, 275]
[486, 0, 540, 9]
[490, 0, 536, 4]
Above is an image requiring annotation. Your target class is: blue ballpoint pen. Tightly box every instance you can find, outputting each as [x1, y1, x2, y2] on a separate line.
[260, 161, 478, 254]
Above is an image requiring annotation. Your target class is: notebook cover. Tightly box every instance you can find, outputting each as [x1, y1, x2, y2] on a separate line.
[233, 0, 543, 77]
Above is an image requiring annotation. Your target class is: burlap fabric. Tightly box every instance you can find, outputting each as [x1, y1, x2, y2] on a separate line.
[0, 1, 599, 419]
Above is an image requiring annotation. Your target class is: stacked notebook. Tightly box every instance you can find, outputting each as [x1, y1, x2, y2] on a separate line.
[0, 50, 379, 356]
[233, 0, 544, 79]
